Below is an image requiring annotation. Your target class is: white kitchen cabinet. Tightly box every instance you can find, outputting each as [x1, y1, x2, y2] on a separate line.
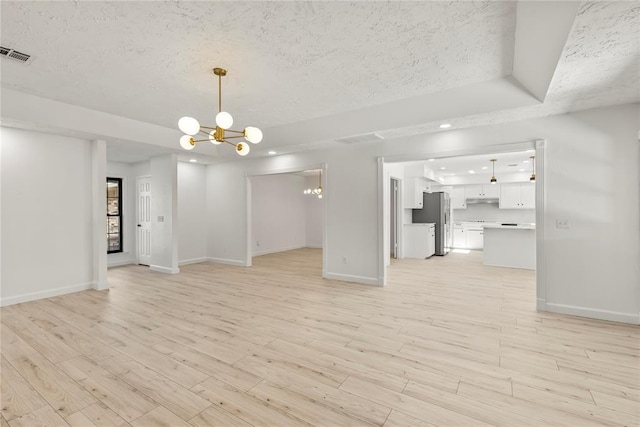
[403, 224, 435, 259]
[452, 186, 466, 209]
[466, 228, 484, 249]
[453, 226, 466, 248]
[465, 184, 499, 199]
[403, 178, 430, 209]
[499, 183, 535, 209]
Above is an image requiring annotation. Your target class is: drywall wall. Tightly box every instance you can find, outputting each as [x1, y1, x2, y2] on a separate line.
[106, 161, 137, 267]
[1, 127, 94, 305]
[251, 173, 307, 256]
[205, 103, 639, 323]
[177, 162, 207, 264]
[304, 174, 324, 248]
[150, 154, 179, 273]
[453, 204, 535, 223]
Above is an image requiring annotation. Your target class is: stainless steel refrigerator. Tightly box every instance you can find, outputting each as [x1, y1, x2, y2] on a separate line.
[412, 191, 451, 256]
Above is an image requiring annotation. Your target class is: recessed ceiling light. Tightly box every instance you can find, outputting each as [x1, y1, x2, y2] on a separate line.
[449, 173, 455, 176]
[268, 151, 277, 155]
[468, 170, 475, 174]
[440, 167, 446, 170]
[439, 123, 452, 129]
[189, 159, 197, 163]
[527, 149, 535, 153]
[481, 166, 488, 170]
[519, 168, 525, 172]
[428, 158, 435, 162]
[523, 160, 530, 164]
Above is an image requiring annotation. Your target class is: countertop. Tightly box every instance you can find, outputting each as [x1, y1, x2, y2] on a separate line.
[483, 224, 535, 230]
[405, 223, 435, 226]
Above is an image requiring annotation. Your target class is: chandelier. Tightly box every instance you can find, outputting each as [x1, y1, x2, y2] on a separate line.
[303, 170, 323, 199]
[178, 67, 263, 156]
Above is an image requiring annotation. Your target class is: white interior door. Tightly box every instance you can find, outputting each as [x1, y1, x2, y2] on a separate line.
[137, 177, 151, 265]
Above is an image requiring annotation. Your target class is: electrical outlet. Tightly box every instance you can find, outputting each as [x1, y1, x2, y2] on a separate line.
[256, 240, 260, 247]
[343, 256, 348, 264]
[157, 216, 164, 222]
[556, 218, 569, 229]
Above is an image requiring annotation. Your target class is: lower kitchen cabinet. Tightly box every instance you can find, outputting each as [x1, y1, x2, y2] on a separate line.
[466, 228, 484, 249]
[453, 226, 466, 248]
[403, 224, 435, 259]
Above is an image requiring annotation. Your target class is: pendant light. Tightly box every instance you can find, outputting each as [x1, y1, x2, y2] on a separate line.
[489, 159, 497, 184]
[303, 170, 323, 199]
[530, 155, 536, 181]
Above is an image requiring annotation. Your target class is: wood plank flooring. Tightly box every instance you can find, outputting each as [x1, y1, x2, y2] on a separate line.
[2, 249, 639, 426]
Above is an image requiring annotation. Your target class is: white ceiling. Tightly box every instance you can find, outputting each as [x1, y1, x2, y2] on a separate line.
[0, 1, 637, 162]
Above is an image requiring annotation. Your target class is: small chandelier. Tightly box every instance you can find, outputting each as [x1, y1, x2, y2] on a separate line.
[530, 155, 536, 181]
[489, 158, 497, 184]
[178, 67, 263, 156]
[304, 170, 323, 199]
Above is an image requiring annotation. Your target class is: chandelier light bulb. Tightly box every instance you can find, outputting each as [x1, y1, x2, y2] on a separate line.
[236, 142, 250, 156]
[178, 117, 200, 135]
[244, 126, 263, 144]
[216, 111, 233, 129]
[179, 135, 195, 150]
[208, 130, 222, 145]
[318, 194, 323, 199]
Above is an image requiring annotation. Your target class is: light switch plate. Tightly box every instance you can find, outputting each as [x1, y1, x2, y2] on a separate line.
[157, 216, 164, 222]
[556, 218, 569, 229]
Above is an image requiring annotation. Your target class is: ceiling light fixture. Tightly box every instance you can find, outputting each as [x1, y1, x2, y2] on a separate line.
[481, 166, 488, 170]
[469, 170, 475, 174]
[439, 123, 452, 129]
[428, 158, 435, 162]
[490, 158, 497, 184]
[440, 167, 446, 170]
[530, 155, 536, 182]
[303, 170, 323, 199]
[178, 67, 263, 156]
[268, 151, 277, 155]
[189, 159, 197, 163]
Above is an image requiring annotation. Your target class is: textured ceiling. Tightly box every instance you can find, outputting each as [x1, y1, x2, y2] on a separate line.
[0, 1, 637, 163]
[0, 1, 515, 130]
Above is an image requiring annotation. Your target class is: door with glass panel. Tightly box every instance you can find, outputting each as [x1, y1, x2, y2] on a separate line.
[107, 178, 123, 253]
[137, 177, 152, 265]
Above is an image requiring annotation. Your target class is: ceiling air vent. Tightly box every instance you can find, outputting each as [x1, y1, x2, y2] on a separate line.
[0, 46, 32, 64]
[335, 132, 384, 145]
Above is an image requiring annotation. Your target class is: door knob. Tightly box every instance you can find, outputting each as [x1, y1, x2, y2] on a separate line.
[137, 224, 142, 227]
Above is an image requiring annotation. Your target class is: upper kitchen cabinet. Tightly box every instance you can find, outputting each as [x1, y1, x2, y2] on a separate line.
[452, 186, 466, 209]
[403, 177, 431, 209]
[466, 184, 499, 199]
[499, 183, 535, 209]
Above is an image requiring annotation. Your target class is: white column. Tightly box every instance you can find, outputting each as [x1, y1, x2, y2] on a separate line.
[150, 154, 179, 274]
[91, 139, 108, 290]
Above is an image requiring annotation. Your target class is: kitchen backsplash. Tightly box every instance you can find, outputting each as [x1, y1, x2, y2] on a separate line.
[453, 204, 535, 223]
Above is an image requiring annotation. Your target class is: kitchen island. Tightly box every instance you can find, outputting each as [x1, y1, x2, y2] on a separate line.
[483, 224, 535, 269]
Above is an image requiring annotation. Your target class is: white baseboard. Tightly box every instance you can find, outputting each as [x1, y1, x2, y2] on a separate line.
[178, 257, 208, 266]
[0, 282, 93, 307]
[306, 244, 323, 249]
[108, 259, 137, 268]
[206, 257, 248, 267]
[323, 272, 382, 287]
[541, 302, 640, 325]
[252, 244, 306, 257]
[149, 265, 180, 274]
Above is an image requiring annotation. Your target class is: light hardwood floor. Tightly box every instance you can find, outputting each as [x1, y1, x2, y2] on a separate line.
[1, 249, 639, 426]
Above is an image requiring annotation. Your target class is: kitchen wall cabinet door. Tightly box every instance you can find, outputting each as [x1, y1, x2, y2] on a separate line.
[403, 178, 432, 209]
[452, 186, 466, 209]
[499, 183, 535, 209]
[466, 184, 498, 198]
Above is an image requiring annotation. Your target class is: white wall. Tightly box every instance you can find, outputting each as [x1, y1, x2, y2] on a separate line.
[106, 161, 137, 267]
[453, 204, 535, 223]
[205, 104, 639, 323]
[304, 175, 324, 248]
[251, 173, 307, 256]
[1, 127, 95, 305]
[150, 155, 179, 273]
[177, 162, 207, 264]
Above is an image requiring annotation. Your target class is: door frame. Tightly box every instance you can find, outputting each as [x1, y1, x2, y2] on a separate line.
[378, 139, 545, 303]
[245, 163, 328, 278]
[389, 177, 399, 259]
